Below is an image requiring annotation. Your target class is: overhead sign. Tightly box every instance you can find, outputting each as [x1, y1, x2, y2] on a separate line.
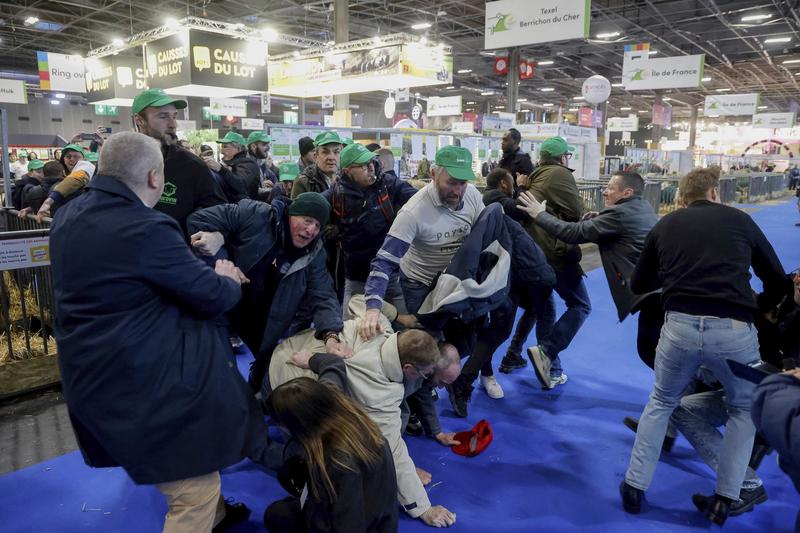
[260, 93, 271, 114]
[607, 116, 639, 132]
[703, 93, 760, 116]
[651, 104, 672, 127]
[146, 29, 268, 97]
[622, 53, 704, 90]
[94, 105, 119, 116]
[427, 95, 462, 116]
[209, 97, 247, 117]
[451, 121, 475, 133]
[752, 112, 797, 129]
[85, 55, 148, 106]
[175, 119, 197, 131]
[582, 75, 611, 104]
[269, 43, 452, 98]
[514, 123, 561, 138]
[321, 95, 334, 109]
[37, 51, 85, 93]
[485, 0, 591, 49]
[481, 114, 514, 131]
[241, 118, 265, 130]
[578, 107, 593, 127]
[396, 87, 410, 103]
[0, 79, 27, 104]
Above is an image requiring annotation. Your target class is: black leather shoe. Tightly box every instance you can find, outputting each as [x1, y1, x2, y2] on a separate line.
[405, 414, 423, 436]
[748, 440, 773, 470]
[692, 486, 767, 518]
[213, 500, 251, 531]
[623, 416, 676, 453]
[446, 381, 472, 418]
[499, 353, 528, 373]
[620, 481, 644, 514]
[691, 493, 730, 525]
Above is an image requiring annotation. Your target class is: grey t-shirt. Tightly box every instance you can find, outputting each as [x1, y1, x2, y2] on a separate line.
[389, 182, 484, 285]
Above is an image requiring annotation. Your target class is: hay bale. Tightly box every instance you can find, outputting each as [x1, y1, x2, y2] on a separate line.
[0, 329, 57, 365]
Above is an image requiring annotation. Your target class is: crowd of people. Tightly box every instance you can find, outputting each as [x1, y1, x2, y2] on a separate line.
[20, 87, 799, 532]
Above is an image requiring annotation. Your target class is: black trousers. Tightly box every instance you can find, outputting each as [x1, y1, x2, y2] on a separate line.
[636, 293, 664, 370]
[264, 497, 306, 533]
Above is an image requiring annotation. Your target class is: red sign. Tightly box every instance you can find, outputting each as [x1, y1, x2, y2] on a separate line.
[519, 60, 535, 80]
[493, 56, 509, 75]
[578, 107, 594, 127]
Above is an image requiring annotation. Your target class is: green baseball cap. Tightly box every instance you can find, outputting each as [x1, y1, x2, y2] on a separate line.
[27, 160, 45, 171]
[85, 152, 99, 163]
[435, 145, 475, 181]
[342, 137, 354, 146]
[132, 88, 188, 115]
[339, 143, 375, 169]
[540, 136, 576, 157]
[217, 132, 247, 146]
[62, 144, 86, 157]
[246, 131, 272, 145]
[313, 131, 346, 147]
[279, 161, 300, 181]
[18, 150, 28, 158]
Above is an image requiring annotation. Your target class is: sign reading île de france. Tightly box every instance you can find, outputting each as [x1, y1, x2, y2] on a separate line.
[703, 94, 760, 116]
[485, 0, 590, 49]
[622, 53, 704, 90]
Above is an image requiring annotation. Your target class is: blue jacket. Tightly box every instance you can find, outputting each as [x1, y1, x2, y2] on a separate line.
[187, 198, 343, 384]
[50, 175, 267, 485]
[752, 373, 800, 492]
[416, 203, 555, 327]
[323, 172, 417, 282]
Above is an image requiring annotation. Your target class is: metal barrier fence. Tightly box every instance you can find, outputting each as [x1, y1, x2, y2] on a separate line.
[0, 209, 57, 399]
[577, 185, 604, 212]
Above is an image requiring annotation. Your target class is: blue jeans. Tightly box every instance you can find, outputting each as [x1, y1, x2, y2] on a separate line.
[671, 390, 762, 492]
[505, 287, 556, 359]
[399, 274, 430, 316]
[625, 312, 759, 499]
[539, 270, 591, 376]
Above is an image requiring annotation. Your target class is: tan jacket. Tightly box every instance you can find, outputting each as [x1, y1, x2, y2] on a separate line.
[269, 301, 431, 518]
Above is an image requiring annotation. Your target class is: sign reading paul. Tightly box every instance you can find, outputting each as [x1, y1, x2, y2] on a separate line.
[484, 0, 591, 49]
[145, 29, 268, 96]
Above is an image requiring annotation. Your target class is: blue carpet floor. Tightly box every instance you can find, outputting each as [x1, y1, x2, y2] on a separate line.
[1, 199, 798, 533]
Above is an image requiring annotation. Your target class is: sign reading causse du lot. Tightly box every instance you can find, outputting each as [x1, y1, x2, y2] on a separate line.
[484, 0, 590, 49]
[703, 93, 760, 116]
[622, 53, 705, 90]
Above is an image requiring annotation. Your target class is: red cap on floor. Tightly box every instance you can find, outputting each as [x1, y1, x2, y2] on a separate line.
[451, 419, 493, 457]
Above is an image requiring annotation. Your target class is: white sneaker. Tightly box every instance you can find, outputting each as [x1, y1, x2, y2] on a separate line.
[546, 373, 569, 390]
[480, 375, 504, 399]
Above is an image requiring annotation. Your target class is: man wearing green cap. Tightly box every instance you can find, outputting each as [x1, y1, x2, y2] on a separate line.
[187, 191, 349, 396]
[360, 145, 508, 415]
[291, 131, 345, 198]
[11, 151, 29, 180]
[203, 131, 261, 202]
[324, 142, 417, 316]
[246, 131, 278, 184]
[59, 144, 85, 174]
[12, 159, 44, 209]
[514, 135, 591, 390]
[19, 161, 64, 214]
[131, 88, 227, 233]
[267, 162, 298, 204]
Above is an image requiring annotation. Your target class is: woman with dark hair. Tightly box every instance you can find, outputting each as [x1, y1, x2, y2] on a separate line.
[264, 377, 398, 533]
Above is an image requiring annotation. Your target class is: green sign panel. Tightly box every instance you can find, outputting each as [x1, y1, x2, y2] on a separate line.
[94, 105, 119, 116]
[202, 106, 222, 120]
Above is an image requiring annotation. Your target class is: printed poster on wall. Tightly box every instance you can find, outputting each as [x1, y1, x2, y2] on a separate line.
[622, 53, 704, 90]
[485, 0, 591, 49]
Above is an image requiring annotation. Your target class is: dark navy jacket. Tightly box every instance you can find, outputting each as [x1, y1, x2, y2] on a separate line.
[323, 173, 417, 282]
[187, 198, 343, 389]
[752, 373, 800, 493]
[416, 203, 555, 327]
[50, 175, 267, 484]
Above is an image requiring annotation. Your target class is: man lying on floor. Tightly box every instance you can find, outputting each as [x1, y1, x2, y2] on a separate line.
[269, 296, 459, 528]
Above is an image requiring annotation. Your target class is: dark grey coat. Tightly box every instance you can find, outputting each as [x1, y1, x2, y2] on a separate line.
[533, 195, 658, 321]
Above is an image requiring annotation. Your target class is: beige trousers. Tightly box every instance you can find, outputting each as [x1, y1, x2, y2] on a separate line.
[155, 471, 226, 533]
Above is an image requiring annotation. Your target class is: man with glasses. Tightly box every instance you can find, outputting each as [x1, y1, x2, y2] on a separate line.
[515, 136, 592, 390]
[268, 298, 459, 528]
[325, 142, 417, 316]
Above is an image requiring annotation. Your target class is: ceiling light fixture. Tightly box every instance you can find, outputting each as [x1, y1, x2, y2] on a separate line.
[518, 98, 528, 102]
[757, 105, 768, 109]
[701, 77, 712, 82]
[112, 38, 124, 47]
[765, 37, 791, 43]
[480, 91, 494, 96]
[620, 107, 632, 111]
[411, 22, 432, 30]
[715, 88, 732, 92]
[638, 110, 648, 113]
[540, 87, 555, 92]
[50, 99, 59, 105]
[457, 69, 472, 74]
[538, 60, 554, 66]
[446, 86, 455, 89]
[55, 93, 65, 99]
[741, 14, 773, 22]
[596, 31, 621, 39]
[542, 103, 554, 107]
[24, 16, 39, 26]
[611, 83, 624, 87]
[648, 50, 658, 55]
[260, 27, 278, 42]
[165, 17, 178, 26]
[783, 59, 800, 64]
[573, 96, 585, 100]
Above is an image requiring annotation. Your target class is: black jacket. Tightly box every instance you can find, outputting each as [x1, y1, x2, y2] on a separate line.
[534, 196, 658, 321]
[12, 175, 40, 210]
[22, 177, 62, 212]
[323, 173, 417, 282]
[220, 151, 261, 202]
[499, 147, 533, 178]
[631, 200, 791, 322]
[155, 145, 227, 234]
[482, 186, 527, 222]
